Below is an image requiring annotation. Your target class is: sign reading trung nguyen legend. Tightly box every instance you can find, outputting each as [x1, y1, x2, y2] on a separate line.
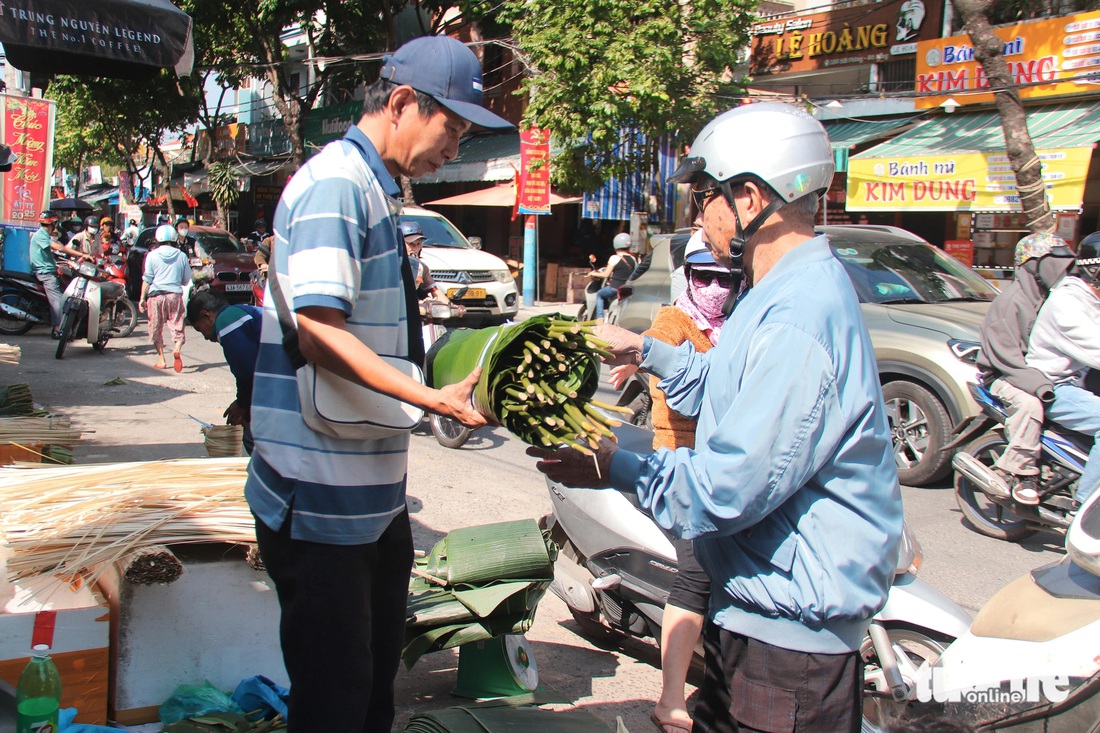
[1, 95, 55, 229]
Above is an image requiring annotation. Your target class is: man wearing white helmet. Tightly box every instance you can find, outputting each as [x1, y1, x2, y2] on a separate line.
[530, 102, 902, 732]
[587, 231, 637, 320]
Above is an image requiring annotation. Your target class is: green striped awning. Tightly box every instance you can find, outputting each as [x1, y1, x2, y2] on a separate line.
[824, 116, 921, 173]
[824, 117, 919, 151]
[853, 100, 1100, 159]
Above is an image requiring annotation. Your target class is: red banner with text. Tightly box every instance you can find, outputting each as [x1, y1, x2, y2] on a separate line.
[1, 95, 55, 230]
[518, 128, 551, 216]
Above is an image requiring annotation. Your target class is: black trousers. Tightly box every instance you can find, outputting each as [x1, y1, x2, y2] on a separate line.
[254, 508, 414, 733]
[693, 622, 862, 733]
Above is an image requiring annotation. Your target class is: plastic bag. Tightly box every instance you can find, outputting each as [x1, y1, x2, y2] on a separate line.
[158, 680, 244, 724]
[232, 675, 289, 721]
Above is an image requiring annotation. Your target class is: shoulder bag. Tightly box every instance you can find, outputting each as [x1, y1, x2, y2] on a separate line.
[267, 257, 425, 441]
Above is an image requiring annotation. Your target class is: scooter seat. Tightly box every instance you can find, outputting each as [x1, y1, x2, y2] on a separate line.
[0, 269, 39, 283]
[100, 281, 125, 300]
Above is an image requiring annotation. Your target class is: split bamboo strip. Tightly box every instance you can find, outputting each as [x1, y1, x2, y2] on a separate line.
[0, 416, 85, 446]
[0, 345, 19, 365]
[0, 457, 254, 584]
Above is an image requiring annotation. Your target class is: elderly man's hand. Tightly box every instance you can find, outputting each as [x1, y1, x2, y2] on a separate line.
[436, 367, 491, 428]
[593, 323, 645, 367]
[526, 437, 618, 488]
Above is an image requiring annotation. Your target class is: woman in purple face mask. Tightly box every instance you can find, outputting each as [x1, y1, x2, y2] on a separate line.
[611, 229, 733, 733]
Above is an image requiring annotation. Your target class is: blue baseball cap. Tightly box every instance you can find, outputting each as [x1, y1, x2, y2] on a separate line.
[400, 221, 425, 239]
[380, 36, 514, 131]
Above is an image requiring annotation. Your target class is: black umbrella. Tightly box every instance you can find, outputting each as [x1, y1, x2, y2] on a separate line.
[0, 0, 194, 80]
[50, 198, 94, 212]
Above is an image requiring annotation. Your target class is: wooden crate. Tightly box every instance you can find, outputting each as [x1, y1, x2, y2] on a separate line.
[0, 443, 44, 465]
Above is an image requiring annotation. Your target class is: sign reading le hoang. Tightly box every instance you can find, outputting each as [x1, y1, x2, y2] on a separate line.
[750, 0, 943, 75]
[916, 10, 1100, 108]
[846, 148, 1091, 212]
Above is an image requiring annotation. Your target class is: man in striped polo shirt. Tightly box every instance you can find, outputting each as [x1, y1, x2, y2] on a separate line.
[245, 36, 512, 731]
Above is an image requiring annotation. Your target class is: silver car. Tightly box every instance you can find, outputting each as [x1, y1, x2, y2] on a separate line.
[615, 224, 996, 487]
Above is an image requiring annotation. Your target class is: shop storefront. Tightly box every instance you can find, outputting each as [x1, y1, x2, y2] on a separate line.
[846, 99, 1100, 281]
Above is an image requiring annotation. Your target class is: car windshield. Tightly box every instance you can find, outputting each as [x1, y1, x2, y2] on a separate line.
[401, 215, 469, 249]
[831, 240, 998, 305]
[194, 232, 245, 256]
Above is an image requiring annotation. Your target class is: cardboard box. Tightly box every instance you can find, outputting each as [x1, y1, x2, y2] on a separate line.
[0, 575, 110, 725]
[97, 544, 286, 725]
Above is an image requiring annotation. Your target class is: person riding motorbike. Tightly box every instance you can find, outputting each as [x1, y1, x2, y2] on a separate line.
[98, 216, 122, 256]
[976, 233, 1076, 504]
[587, 232, 637, 320]
[1024, 233, 1100, 505]
[29, 211, 93, 338]
[70, 215, 101, 256]
[401, 221, 454, 307]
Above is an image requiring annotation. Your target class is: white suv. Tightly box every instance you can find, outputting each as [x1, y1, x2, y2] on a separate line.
[399, 206, 519, 326]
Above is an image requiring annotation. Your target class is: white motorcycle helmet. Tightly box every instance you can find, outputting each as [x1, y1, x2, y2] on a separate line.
[668, 102, 834, 313]
[613, 232, 632, 250]
[155, 224, 177, 243]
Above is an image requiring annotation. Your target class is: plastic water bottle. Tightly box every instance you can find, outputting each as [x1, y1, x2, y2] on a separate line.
[15, 654, 61, 733]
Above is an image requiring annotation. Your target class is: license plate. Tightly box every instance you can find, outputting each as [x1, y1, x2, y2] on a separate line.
[448, 288, 486, 300]
[225, 283, 252, 292]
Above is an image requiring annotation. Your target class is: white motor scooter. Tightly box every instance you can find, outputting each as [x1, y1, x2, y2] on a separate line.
[893, 488, 1100, 731]
[54, 259, 127, 359]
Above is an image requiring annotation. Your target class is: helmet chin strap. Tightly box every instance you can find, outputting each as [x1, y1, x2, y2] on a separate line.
[718, 182, 786, 317]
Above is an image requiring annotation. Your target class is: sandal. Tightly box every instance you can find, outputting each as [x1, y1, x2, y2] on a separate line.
[650, 711, 692, 733]
[173, 353, 184, 373]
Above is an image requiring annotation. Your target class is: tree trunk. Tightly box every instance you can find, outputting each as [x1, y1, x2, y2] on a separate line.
[401, 176, 416, 205]
[956, 0, 1054, 234]
[215, 199, 227, 230]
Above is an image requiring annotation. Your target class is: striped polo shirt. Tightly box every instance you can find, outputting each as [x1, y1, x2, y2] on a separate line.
[244, 126, 412, 545]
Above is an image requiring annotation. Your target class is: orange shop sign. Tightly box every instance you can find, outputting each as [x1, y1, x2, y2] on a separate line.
[1, 95, 54, 229]
[915, 10, 1100, 108]
[750, 0, 943, 76]
[846, 148, 1092, 212]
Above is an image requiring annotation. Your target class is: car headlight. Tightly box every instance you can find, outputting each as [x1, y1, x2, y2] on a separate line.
[491, 269, 513, 284]
[948, 338, 981, 364]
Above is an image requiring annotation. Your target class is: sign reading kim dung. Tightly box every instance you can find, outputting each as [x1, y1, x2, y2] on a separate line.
[0, 0, 195, 79]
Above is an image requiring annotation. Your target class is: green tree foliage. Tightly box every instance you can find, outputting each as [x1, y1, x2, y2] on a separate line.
[49, 74, 201, 207]
[499, 0, 755, 191]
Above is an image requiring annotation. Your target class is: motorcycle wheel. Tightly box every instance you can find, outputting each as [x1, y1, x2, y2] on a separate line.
[430, 413, 472, 449]
[955, 431, 1036, 542]
[882, 380, 952, 487]
[54, 309, 75, 360]
[112, 298, 138, 337]
[577, 303, 588, 320]
[0, 290, 35, 336]
[629, 390, 653, 430]
[861, 625, 952, 731]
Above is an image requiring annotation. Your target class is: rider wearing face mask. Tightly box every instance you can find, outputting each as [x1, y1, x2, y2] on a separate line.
[609, 229, 734, 733]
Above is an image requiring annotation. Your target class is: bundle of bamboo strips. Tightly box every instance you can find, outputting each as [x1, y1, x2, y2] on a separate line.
[0, 384, 33, 416]
[202, 424, 243, 457]
[0, 457, 254, 584]
[0, 345, 20, 365]
[0, 416, 85, 445]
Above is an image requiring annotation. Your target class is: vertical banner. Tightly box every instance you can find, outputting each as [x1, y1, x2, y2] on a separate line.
[518, 128, 551, 215]
[1, 95, 55, 229]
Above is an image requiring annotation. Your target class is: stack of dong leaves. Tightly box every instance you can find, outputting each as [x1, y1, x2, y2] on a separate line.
[427, 315, 627, 451]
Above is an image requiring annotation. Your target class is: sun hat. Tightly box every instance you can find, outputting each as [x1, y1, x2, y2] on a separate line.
[380, 36, 513, 131]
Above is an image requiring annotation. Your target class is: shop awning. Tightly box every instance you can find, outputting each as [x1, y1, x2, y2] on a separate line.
[846, 101, 1100, 213]
[824, 116, 919, 172]
[416, 133, 520, 184]
[424, 183, 580, 208]
[855, 101, 1100, 158]
[0, 0, 195, 79]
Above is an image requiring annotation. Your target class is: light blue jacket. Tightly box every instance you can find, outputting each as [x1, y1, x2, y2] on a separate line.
[142, 245, 192, 294]
[609, 235, 903, 653]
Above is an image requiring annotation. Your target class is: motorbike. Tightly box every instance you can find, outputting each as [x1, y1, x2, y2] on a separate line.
[92, 250, 138, 338]
[538, 421, 973, 731]
[578, 271, 631, 325]
[0, 270, 51, 335]
[422, 294, 472, 449]
[894, 488, 1100, 731]
[949, 381, 1083, 542]
[54, 259, 127, 359]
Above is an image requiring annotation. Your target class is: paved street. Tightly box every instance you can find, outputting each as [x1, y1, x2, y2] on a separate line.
[0, 310, 1064, 730]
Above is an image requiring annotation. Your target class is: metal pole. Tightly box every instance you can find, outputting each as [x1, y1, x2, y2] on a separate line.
[523, 215, 537, 306]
